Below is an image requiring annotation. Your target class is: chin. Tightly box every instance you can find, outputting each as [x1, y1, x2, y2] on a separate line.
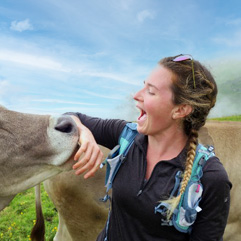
[137, 123, 148, 135]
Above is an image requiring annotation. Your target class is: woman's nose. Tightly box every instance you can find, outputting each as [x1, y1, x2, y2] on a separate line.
[133, 89, 143, 102]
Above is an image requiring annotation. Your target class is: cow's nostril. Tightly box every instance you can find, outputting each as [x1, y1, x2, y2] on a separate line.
[55, 117, 75, 134]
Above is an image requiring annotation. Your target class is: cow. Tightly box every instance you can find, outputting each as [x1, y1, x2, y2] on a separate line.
[43, 120, 241, 241]
[43, 148, 109, 241]
[0, 105, 79, 235]
[199, 121, 241, 241]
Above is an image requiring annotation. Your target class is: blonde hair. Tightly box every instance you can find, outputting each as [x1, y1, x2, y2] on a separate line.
[159, 55, 217, 220]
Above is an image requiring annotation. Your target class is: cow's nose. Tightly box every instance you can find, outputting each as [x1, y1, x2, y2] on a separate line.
[55, 116, 77, 134]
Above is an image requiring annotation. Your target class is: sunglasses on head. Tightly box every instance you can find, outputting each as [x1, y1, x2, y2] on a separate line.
[172, 54, 196, 88]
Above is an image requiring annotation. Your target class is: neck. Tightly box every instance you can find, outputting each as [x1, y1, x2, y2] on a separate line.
[147, 126, 188, 161]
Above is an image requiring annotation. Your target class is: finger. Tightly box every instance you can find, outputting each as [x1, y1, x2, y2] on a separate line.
[85, 148, 101, 168]
[73, 158, 87, 171]
[73, 145, 93, 170]
[83, 152, 103, 179]
[83, 157, 102, 179]
[74, 151, 94, 174]
[74, 143, 87, 161]
[76, 153, 99, 175]
[75, 161, 91, 175]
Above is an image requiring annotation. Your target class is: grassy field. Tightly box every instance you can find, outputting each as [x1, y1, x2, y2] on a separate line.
[0, 115, 240, 240]
[210, 114, 241, 122]
[0, 184, 58, 241]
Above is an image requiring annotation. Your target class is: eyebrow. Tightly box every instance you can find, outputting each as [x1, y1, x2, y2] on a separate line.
[144, 80, 160, 90]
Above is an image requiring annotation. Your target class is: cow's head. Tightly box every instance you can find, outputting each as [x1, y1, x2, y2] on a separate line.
[0, 105, 79, 210]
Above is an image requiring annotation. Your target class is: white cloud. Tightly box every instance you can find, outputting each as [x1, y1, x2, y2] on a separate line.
[0, 80, 9, 106]
[32, 99, 98, 106]
[81, 71, 140, 86]
[206, 57, 241, 118]
[0, 49, 70, 72]
[0, 80, 22, 108]
[137, 10, 154, 23]
[10, 19, 33, 32]
[12, 104, 112, 117]
[82, 90, 124, 100]
[0, 44, 140, 86]
[0, 80, 10, 96]
[212, 30, 241, 47]
[113, 94, 139, 120]
[210, 95, 241, 118]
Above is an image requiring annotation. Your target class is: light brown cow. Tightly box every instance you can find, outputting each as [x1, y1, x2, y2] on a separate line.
[0, 106, 79, 239]
[43, 120, 241, 241]
[199, 121, 241, 241]
[44, 163, 108, 241]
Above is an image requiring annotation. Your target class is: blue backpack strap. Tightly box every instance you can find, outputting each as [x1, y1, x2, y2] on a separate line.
[100, 122, 138, 193]
[100, 123, 138, 241]
[155, 143, 215, 233]
[190, 144, 215, 182]
[172, 143, 215, 233]
[155, 170, 183, 226]
[104, 122, 138, 192]
[119, 122, 138, 155]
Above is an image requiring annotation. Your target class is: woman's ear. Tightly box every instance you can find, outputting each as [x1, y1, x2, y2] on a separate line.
[172, 104, 192, 120]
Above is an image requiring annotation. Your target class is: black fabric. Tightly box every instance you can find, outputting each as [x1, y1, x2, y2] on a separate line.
[68, 113, 232, 241]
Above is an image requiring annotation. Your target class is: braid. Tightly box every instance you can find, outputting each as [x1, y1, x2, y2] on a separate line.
[158, 55, 217, 221]
[179, 130, 198, 194]
[163, 130, 198, 220]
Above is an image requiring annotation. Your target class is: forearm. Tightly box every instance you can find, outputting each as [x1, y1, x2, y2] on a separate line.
[69, 115, 88, 141]
[65, 112, 127, 149]
[66, 114, 103, 178]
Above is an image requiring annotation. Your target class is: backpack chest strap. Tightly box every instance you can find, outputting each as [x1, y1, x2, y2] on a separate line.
[155, 143, 215, 233]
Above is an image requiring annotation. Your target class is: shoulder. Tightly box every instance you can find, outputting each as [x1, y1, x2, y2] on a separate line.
[191, 156, 231, 240]
[200, 156, 232, 207]
[202, 156, 230, 185]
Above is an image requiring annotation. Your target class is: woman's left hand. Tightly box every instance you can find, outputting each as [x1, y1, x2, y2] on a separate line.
[70, 115, 104, 179]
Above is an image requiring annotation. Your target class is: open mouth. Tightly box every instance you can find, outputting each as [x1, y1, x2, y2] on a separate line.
[138, 108, 147, 122]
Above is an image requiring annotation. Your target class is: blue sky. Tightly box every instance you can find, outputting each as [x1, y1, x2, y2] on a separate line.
[0, 0, 241, 119]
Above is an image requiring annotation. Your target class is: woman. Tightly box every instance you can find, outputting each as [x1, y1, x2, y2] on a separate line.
[68, 54, 231, 241]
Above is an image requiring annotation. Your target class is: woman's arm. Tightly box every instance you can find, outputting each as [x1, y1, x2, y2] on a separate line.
[70, 115, 104, 178]
[66, 113, 127, 179]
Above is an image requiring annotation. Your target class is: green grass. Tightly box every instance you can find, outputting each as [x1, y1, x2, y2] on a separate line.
[210, 114, 241, 122]
[0, 184, 58, 241]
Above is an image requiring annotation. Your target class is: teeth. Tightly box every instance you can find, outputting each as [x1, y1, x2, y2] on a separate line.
[139, 113, 147, 121]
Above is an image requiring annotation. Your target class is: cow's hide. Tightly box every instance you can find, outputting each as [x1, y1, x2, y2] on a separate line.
[44, 148, 109, 241]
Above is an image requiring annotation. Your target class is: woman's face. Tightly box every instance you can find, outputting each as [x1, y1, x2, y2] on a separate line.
[134, 65, 178, 136]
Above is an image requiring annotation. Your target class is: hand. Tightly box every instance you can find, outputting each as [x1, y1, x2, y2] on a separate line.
[70, 116, 104, 179]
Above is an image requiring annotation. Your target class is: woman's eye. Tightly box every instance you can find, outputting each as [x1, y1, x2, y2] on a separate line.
[147, 89, 155, 95]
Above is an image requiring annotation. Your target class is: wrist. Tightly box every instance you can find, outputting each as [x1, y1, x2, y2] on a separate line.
[70, 115, 85, 131]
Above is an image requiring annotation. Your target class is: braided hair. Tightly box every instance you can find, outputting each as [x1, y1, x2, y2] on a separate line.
[159, 55, 217, 219]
